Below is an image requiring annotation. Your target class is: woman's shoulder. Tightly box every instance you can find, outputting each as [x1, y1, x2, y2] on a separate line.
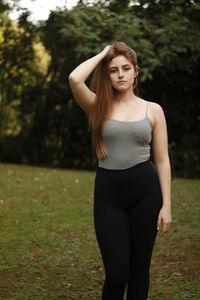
[148, 101, 164, 116]
[137, 98, 162, 109]
[147, 101, 165, 129]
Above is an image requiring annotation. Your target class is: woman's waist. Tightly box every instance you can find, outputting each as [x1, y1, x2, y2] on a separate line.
[95, 159, 158, 187]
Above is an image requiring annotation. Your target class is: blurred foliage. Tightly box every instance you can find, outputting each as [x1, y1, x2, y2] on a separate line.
[0, 0, 200, 177]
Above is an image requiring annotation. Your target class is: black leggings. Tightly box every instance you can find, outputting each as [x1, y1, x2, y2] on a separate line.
[93, 160, 162, 300]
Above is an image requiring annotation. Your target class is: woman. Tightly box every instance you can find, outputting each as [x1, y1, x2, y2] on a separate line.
[69, 42, 172, 300]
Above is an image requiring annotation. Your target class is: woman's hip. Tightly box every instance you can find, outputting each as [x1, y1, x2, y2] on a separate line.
[94, 160, 160, 189]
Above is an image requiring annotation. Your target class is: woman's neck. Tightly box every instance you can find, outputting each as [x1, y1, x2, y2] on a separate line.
[114, 89, 137, 104]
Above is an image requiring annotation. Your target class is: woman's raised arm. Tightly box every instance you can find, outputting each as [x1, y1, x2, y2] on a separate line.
[68, 46, 111, 114]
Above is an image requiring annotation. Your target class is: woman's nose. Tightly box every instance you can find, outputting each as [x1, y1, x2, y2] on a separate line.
[118, 70, 124, 78]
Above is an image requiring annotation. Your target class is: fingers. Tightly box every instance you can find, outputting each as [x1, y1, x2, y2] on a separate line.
[157, 216, 161, 231]
[157, 208, 172, 237]
[103, 45, 111, 52]
[102, 45, 111, 56]
[159, 221, 171, 236]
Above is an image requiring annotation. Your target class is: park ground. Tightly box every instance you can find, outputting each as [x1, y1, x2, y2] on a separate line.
[0, 162, 199, 299]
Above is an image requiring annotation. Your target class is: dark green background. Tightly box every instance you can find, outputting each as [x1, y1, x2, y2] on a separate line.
[0, 0, 200, 177]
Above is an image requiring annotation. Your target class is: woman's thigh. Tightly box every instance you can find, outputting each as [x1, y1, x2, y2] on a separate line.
[94, 184, 130, 282]
[128, 176, 163, 268]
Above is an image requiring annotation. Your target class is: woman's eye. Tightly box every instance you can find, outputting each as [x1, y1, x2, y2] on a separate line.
[124, 67, 130, 71]
[110, 69, 117, 73]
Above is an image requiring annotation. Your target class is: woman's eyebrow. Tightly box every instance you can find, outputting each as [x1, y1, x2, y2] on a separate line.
[109, 64, 131, 69]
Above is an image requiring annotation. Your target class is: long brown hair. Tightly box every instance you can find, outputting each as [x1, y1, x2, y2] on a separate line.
[88, 41, 139, 159]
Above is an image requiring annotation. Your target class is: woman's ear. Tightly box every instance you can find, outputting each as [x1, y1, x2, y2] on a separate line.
[134, 66, 139, 77]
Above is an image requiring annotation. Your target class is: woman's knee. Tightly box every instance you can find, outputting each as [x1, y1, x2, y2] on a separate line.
[106, 268, 129, 285]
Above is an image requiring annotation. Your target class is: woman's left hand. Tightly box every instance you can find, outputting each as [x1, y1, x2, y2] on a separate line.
[157, 206, 172, 236]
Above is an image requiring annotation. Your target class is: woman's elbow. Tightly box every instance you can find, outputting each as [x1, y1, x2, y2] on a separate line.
[154, 153, 170, 165]
[68, 72, 76, 84]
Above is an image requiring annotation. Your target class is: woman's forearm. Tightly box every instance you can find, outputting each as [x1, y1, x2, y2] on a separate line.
[155, 157, 171, 208]
[69, 46, 110, 84]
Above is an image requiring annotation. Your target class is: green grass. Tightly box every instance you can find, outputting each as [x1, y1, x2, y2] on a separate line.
[0, 162, 199, 299]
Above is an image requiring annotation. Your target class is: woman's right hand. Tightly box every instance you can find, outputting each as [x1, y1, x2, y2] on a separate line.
[101, 45, 111, 57]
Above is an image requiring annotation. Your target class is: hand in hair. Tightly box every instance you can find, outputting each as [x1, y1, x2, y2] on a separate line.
[102, 45, 111, 55]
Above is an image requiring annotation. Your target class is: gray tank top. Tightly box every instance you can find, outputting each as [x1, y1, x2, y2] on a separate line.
[98, 101, 152, 169]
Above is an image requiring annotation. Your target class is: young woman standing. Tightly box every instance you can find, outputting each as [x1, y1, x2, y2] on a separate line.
[69, 42, 172, 300]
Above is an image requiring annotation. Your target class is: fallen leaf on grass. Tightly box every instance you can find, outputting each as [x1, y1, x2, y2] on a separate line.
[31, 251, 41, 258]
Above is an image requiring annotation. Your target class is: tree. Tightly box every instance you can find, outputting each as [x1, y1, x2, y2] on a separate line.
[1, 0, 200, 176]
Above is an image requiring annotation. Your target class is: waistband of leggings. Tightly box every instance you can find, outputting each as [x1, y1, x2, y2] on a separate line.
[96, 159, 152, 174]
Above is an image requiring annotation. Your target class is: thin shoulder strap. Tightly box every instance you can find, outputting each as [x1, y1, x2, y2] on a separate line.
[145, 101, 149, 118]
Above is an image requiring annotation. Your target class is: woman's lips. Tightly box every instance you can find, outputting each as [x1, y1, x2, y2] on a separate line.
[117, 80, 126, 83]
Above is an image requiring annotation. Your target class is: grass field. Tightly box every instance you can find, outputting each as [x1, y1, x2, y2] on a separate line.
[0, 162, 199, 299]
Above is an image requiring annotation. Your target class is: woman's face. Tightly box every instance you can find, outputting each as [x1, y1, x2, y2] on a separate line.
[108, 55, 138, 92]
